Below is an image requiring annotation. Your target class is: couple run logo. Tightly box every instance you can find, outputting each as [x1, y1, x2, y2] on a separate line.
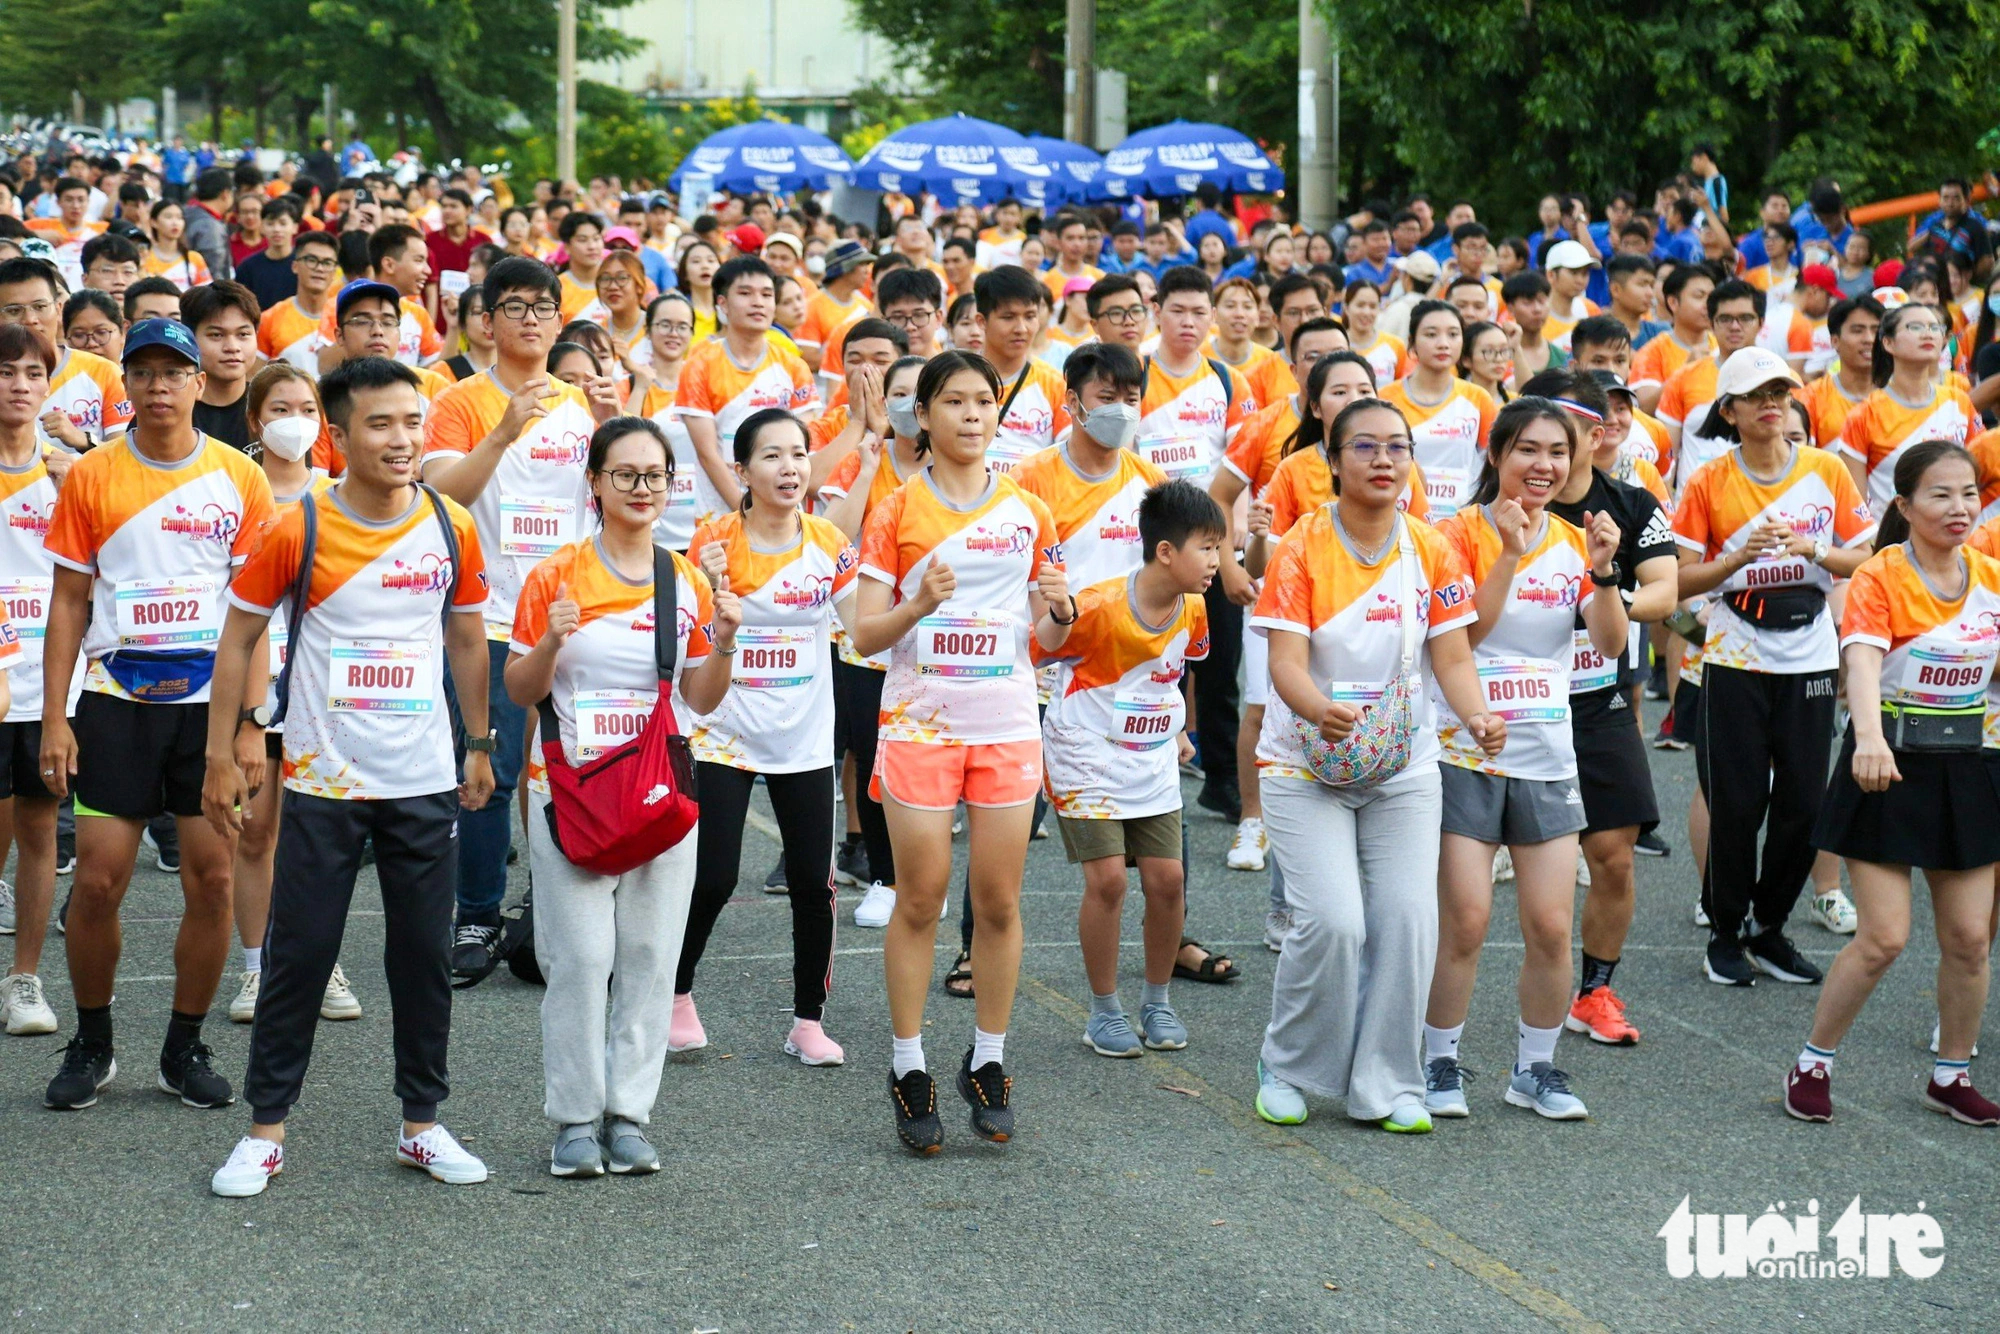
[1658, 1197, 1943, 1280]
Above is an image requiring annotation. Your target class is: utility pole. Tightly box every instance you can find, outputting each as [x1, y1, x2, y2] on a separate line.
[1297, 0, 1337, 230]
[1064, 0, 1095, 147]
[558, 0, 578, 184]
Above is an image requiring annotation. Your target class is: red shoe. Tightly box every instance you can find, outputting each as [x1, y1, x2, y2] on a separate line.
[1922, 1071, 2000, 1126]
[1565, 986, 1640, 1045]
[1784, 1063, 1833, 1122]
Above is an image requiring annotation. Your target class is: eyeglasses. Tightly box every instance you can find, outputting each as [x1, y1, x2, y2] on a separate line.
[494, 298, 561, 322]
[1898, 320, 1945, 336]
[1732, 385, 1793, 406]
[65, 325, 116, 348]
[1343, 438, 1412, 460]
[884, 308, 937, 328]
[651, 321, 693, 336]
[1712, 312, 1760, 328]
[1474, 345, 1511, 360]
[294, 254, 338, 271]
[341, 315, 398, 333]
[596, 273, 636, 289]
[126, 365, 197, 387]
[1097, 304, 1147, 325]
[604, 468, 671, 493]
[0, 300, 55, 321]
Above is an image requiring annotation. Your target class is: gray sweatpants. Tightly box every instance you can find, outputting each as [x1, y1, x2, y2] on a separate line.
[530, 793, 698, 1127]
[1259, 766, 1442, 1120]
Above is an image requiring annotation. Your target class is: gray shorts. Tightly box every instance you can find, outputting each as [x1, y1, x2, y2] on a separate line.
[1439, 764, 1587, 846]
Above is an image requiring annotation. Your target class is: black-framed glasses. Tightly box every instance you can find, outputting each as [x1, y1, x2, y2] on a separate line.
[294, 254, 339, 271]
[651, 320, 693, 337]
[1097, 304, 1147, 324]
[494, 298, 560, 321]
[606, 468, 671, 493]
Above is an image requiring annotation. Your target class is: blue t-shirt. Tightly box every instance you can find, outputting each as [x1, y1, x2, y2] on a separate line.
[636, 245, 674, 293]
[1343, 258, 1396, 288]
[1528, 227, 1572, 268]
[1633, 319, 1671, 350]
[1183, 210, 1236, 254]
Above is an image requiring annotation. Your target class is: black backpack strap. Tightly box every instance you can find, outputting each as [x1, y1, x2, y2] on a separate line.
[997, 365, 1032, 429]
[654, 544, 678, 680]
[417, 481, 460, 629]
[1205, 357, 1235, 412]
[267, 491, 320, 726]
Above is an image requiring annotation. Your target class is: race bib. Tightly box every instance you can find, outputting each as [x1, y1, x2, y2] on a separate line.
[986, 433, 1039, 475]
[114, 576, 221, 649]
[1894, 641, 1996, 710]
[327, 639, 434, 713]
[733, 626, 817, 689]
[1477, 655, 1569, 724]
[1423, 465, 1469, 517]
[573, 688, 656, 760]
[1326, 680, 1389, 705]
[0, 576, 52, 642]
[499, 497, 578, 559]
[1108, 689, 1184, 751]
[915, 612, 1013, 678]
[1136, 435, 1208, 482]
[664, 471, 699, 511]
[1570, 629, 1619, 694]
[268, 620, 289, 681]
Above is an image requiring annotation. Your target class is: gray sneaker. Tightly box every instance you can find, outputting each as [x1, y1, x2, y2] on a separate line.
[1084, 1008, 1143, 1058]
[1263, 907, 1290, 954]
[550, 1122, 604, 1178]
[1504, 1062, 1589, 1120]
[600, 1118, 660, 1174]
[1423, 1056, 1471, 1117]
[0, 879, 14, 934]
[1139, 1002, 1188, 1051]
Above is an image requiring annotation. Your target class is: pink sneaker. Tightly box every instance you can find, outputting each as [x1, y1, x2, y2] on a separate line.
[783, 1018, 845, 1067]
[668, 993, 707, 1052]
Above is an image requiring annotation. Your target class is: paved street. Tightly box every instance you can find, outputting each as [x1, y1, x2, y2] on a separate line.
[4, 707, 1994, 1331]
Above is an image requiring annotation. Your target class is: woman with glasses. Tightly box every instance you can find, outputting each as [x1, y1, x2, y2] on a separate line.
[1460, 320, 1512, 405]
[1838, 304, 1980, 517]
[142, 200, 211, 291]
[594, 250, 650, 374]
[62, 290, 123, 364]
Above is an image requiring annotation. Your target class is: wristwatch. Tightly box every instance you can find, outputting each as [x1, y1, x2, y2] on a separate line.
[239, 704, 272, 729]
[463, 730, 498, 753]
[1810, 539, 1830, 566]
[1587, 561, 1621, 587]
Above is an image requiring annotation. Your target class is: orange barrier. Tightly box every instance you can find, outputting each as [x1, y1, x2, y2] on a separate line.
[1849, 182, 1993, 228]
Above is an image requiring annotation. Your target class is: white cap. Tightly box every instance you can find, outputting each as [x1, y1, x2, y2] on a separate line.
[1713, 345, 1803, 398]
[1392, 250, 1441, 281]
[1542, 239, 1597, 271]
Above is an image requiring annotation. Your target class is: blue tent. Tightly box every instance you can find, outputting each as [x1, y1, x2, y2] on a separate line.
[847, 114, 1054, 206]
[667, 119, 854, 195]
[1099, 120, 1284, 198]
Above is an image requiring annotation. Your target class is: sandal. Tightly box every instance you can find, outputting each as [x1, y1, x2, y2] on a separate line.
[1173, 936, 1239, 984]
[943, 948, 975, 999]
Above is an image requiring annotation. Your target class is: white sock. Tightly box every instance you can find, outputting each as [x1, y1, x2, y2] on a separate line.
[1934, 1057, 1970, 1086]
[972, 1027, 1006, 1069]
[891, 1034, 925, 1079]
[1515, 1020, 1560, 1073]
[1423, 1022, 1464, 1066]
[1798, 1042, 1835, 1073]
[243, 947, 262, 973]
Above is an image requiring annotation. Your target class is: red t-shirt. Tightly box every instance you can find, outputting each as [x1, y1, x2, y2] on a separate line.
[426, 227, 494, 276]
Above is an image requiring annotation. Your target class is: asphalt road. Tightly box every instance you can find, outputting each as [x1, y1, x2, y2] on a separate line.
[3, 703, 1994, 1332]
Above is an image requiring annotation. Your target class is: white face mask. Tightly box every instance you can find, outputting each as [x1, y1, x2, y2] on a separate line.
[804, 254, 826, 277]
[886, 395, 920, 439]
[1079, 402, 1140, 450]
[259, 414, 318, 461]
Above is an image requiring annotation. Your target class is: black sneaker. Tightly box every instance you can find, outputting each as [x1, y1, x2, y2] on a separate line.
[834, 837, 869, 888]
[44, 1037, 115, 1109]
[144, 819, 180, 874]
[1643, 664, 1669, 700]
[55, 835, 74, 877]
[763, 855, 788, 894]
[1746, 929, 1824, 984]
[888, 1068, 943, 1155]
[1196, 783, 1241, 824]
[1703, 935, 1758, 987]
[1652, 719, 1689, 752]
[450, 921, 502, 985]
[56, 890, 69, 935]
[956, 1048, 1014, 1143]
[1634, 829, 1670, 857]
[159, 1041, 234, 1108]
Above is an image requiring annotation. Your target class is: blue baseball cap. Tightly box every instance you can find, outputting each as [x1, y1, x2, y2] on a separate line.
[335, 278, 403, 323]
[121, 317, 201, 366]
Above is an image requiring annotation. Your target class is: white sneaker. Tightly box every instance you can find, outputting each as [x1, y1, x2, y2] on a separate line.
[853, 881, 897, 928]
[1574, 852, 1591, 888]
[228, 970, 260, 1024]
[0, 879, 14, 933]
[1808, 889, 1857, 935]
[3, 972, 57, 1035]
[1931, 1020, 1980, 1058]
[1493, 846, 1515, 882]
[397, 1123, 488, 1185]
[1263, 907, 1290, 954]
[210, 1136, 284, 1198]
[1226, 818, 1267, 872]
[1693, 899, 1710, 928]
[320, 964, 362, 1021]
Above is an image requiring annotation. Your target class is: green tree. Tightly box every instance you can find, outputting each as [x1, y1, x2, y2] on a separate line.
[0, 0, 168, 120]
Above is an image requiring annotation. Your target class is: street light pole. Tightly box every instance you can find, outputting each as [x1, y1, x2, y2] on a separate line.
[558, 0, 577, 184]
[1297, 0, 1337, 231]
[1065, 0, 1095, 147]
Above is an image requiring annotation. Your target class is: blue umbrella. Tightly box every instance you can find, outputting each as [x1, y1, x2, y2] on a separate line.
[1099, 119, 1284, 199]
[1024, 136, 1107, 206]
[847, 113, 1053, 206]
[667, 119, 855, 195]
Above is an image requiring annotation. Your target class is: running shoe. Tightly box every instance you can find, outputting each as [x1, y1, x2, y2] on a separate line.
[3, 972, 57, 1035]
[1139, 1002, 1188, 1051]
[1922, 1072, 2000, 1126]
[1492, 846, 1515, 883]
[834, 837, 869, 889]
[1505, 1062, 1588, 1120]
[397, 1124, 488, 1184]
[668, 992, 707, 1052]
[228, 970, 260, 1023]
[1703, 935, 1757, 986]
[1226, 817, 1267, 871]
[1263, 907, 1290, 954]
[550, 1122, 604, 1178]
[1746, 929, 1824, 984]
[1574, 852, 1591, 888]
[159, 1041, 234, 1108]
[1692, 899, 1710, 929]
[449, 921, 501, 981]
[763, 855, 788, 894]
[1652, 723, 1688, 752]
[1255, 1060, 1307, 1125]
[1929, 1021, 1979, 1058]
[55, 833, 74, 877]
[0, 879, 13, 933]
[1178, 754, 1205, 780]
[44, 1037, 113, 1108]
[1084, 1008, 1142, 1058]
[320, 964, 362, 1021]
[1634, 829, 1671, 858]
[1423, 1056, 1471, 1118]
[210, 1136, 284, 1197]
[55, 891, 68, 934]
[957, 1049, 1014, 1143]
[1783, 1063, 1833, 1122]
[1380, 1104, 1432, 1134]
[1565, 987, 1640, 1045]
[1808, 889, 1857, 935]
[783, 1018, 845, 1067]
[853, 881, 896, 928]
[600, 1119, 661, 1173]
[888, 1067, 943, 1155]
[143, 822, 180, 874]
[1643, 664, 1669, 701]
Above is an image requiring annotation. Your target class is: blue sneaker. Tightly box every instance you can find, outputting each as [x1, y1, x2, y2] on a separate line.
[1255, 1060, 1307, 1124]
[1424, 1056, 1471, 1117]
[1380, 1104, 1432, 1134]
[1138, 1002, 1187, 1051]
[1504, 1061, 1589, 1120]
[1084, 1009, 1143, 1058]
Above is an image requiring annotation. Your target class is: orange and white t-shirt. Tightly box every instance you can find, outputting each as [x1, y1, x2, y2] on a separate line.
[510, 539, 715, 795]
[141, 248, 211, 291]
[261, 472, 336, 712]
[798, 289, 870, 355]
[0, 450, 76, 721]
[1251, 508, 1473, 780]
[317, 295, 440, 368]
[1799, 374, 1869, 451]
[43, 348, 131, 446]
[1207, 341, 1294, 413]
[1222, 397, 1302, 498]
[1657, 356, 1734, 492]
[259, 298, 332, 374]
[1010, 443, 1166, 593]
[987, 360, 1071, 474]
[558, 272, 609, 326]
[1618, 408, 1675, 481]
[1543, 298, 1601, 349]
[1034, 573, 1208, 819]
[1759, 303, 1830, 374]
[685, 511, 857, 773]
[1353, 333, 1407, 388]
[639, 396, 718, 554]
[1378, 377, 1496, 519]
[1042, 264, 1104, 304]
[1629, 331, 1714, 395]
[1970, 427, 2000, 521]
[228, 484, 486, 798]
[858, 469, 1062, 747]
[44, 434, 276, 703]
[423, 370, 598, 640]
[1264, 447, 1429, 538]
[1837, 384, 1979, 517]
[1436, 505, 1594, 781]
[1134, 355, 1253, 490]
[27, 217, 103, 287]
[1840, 542, 2000, 748]
[674, 339, 819, 458]
[1672, 445, 1875, 674]
[818, 446, 923, 671]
